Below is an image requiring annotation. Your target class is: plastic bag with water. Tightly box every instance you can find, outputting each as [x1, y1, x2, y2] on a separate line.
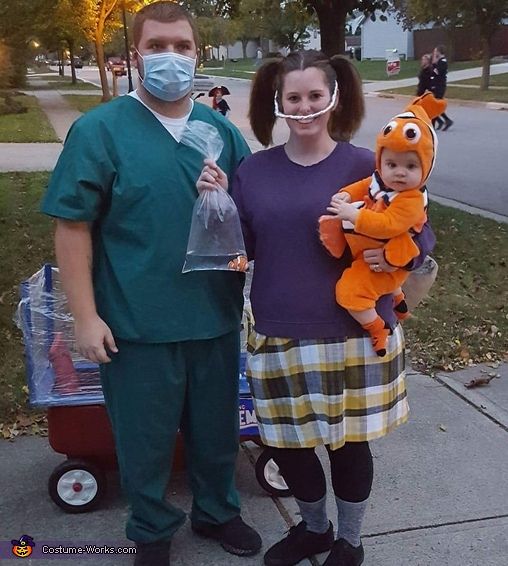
[180, 120, 247, 272]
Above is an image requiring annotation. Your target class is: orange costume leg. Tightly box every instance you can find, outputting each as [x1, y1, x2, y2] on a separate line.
[362, 316, 391, 357]
[337, 260, 408, 356]
[393, 291, 410, 321]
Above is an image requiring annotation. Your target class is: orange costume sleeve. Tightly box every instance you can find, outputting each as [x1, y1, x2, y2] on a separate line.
[340, 178, 371, 202]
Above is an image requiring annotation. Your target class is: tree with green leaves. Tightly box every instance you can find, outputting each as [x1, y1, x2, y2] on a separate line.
[262, 0, 315, 52]
[304, 1, 390, 56]
[35, 0, 91, 83]
[232, 0, 265, 58]
[0, 0, 41, 87]
[196, 15, 237, 61]
[0, 41, 14, 89]
[391, 0, 508, 89]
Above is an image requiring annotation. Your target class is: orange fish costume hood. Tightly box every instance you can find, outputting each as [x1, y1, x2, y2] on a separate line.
[375, 92, 447, 190]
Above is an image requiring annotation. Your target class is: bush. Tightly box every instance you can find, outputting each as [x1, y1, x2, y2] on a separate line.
[0, 41, 14, 89]
[0, 93, 27, 116]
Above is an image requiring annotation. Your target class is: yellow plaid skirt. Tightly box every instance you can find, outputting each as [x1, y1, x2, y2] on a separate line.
[246, 325, 409, 450]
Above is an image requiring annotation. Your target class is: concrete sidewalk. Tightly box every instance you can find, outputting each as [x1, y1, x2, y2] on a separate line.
[1, 363, 507, 564]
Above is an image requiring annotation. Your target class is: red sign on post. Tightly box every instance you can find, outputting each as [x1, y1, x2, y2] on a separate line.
[386, 59, 401, 76]
[386, 49, 401, 77]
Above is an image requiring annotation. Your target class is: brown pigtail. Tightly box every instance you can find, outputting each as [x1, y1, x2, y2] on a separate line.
[248, 60, 281, 147]
[328, 56, 365, 142]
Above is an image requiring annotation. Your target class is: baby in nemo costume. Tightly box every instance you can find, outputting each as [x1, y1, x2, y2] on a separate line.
[319, 92, 446, 356]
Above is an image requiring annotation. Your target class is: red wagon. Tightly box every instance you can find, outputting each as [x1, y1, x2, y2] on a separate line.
[17, 265, 289, 513]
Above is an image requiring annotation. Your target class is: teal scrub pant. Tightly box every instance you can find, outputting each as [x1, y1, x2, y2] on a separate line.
[100, 330, 241, 543]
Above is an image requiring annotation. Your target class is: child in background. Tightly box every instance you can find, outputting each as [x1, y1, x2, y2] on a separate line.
[213, 91, 231, 117]
[320, 93, 445, 356]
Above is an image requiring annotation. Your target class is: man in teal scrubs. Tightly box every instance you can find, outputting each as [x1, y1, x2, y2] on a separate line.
[41, 3, 260, 565]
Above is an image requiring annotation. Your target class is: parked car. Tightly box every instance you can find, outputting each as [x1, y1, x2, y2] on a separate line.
[64, 57, 83, 68]
[106, 57, 127, 76]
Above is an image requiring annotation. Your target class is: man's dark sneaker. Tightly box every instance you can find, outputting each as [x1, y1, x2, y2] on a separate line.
[134, 540, 171, 566]
[263, 520, 334, 566]
[192, 515, 262, 556]
[322, 538, 364, 566]
[442, 118, 454, 131]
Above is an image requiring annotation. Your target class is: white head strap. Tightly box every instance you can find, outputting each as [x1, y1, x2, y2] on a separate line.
[273, 81, 339, 121]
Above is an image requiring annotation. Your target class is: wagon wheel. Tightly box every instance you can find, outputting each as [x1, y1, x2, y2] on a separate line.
[255, 448, 291, 497]
[48, 459, 106, 513]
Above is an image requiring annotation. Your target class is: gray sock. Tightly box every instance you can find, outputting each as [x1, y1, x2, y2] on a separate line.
[335, 496, 368, 547]
[295, 495, 329, 534]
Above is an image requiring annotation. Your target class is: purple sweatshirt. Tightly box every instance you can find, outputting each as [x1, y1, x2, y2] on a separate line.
[232, 143, 435, 340]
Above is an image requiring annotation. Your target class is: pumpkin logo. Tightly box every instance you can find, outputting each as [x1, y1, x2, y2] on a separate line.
[11, 535, 35, 558]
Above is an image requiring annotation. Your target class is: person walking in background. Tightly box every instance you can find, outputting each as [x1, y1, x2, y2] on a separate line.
[255, 46, 263, 67]
[199, 50, 435, 566]
[41, 2, 261, 565]
[431, 44, 453, 131]
[416, 53, 433, 96]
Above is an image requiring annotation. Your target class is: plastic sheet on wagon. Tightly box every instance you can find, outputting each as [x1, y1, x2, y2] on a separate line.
[15, 264, 103, 407]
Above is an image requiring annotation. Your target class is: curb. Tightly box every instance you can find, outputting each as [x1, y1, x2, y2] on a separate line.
[429, 194, 508, 224]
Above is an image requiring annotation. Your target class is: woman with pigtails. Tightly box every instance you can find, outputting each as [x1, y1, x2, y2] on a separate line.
[199, 50, 435, 566]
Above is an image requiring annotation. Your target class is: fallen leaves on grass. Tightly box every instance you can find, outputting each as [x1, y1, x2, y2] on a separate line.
[0, 412, 48, 440]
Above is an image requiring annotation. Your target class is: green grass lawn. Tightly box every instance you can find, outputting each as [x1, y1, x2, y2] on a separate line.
[0, 172, 53, 430]
[0, 173, 506, 433]
[27, 75, 101, 91]
[406, 202, 508, 373]
[201, 59, 255, 80]
[449, 73, 508, 88]
[0, 94, 58, 142]
[201, 57, 484, 82]
[63, 94, 104, 113]
[383, 84, 508, 104]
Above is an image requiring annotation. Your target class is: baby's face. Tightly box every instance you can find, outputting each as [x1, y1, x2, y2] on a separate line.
[380, 149, 423, 191]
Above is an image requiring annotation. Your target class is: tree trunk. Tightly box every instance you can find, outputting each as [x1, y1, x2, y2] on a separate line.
[242, 39, 247, 59]
[480, 36, 491, 91]
[95, 35, 111, 101]
[312, 2, 347, 57]
[58, 49, 64, 77]
[445, 26, 455, 64]
[69, 40, 76, 84]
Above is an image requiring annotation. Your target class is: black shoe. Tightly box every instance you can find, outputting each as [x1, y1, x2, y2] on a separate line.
[134, 540, 170, 566]
[442, 118, 454, 131]
[192, 515, 262, 556]
[322, 538, 364, 566]
[264, 521, 334, 566]
[433, 119, 443, 131]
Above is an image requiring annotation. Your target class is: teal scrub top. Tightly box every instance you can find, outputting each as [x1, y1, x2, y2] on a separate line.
[41, 96, 251, 343]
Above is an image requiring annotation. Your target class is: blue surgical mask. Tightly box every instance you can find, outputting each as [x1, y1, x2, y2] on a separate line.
[138, 51, 196, 102]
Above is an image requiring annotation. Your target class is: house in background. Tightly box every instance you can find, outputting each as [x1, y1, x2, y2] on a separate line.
[358, 10, 419, 60]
